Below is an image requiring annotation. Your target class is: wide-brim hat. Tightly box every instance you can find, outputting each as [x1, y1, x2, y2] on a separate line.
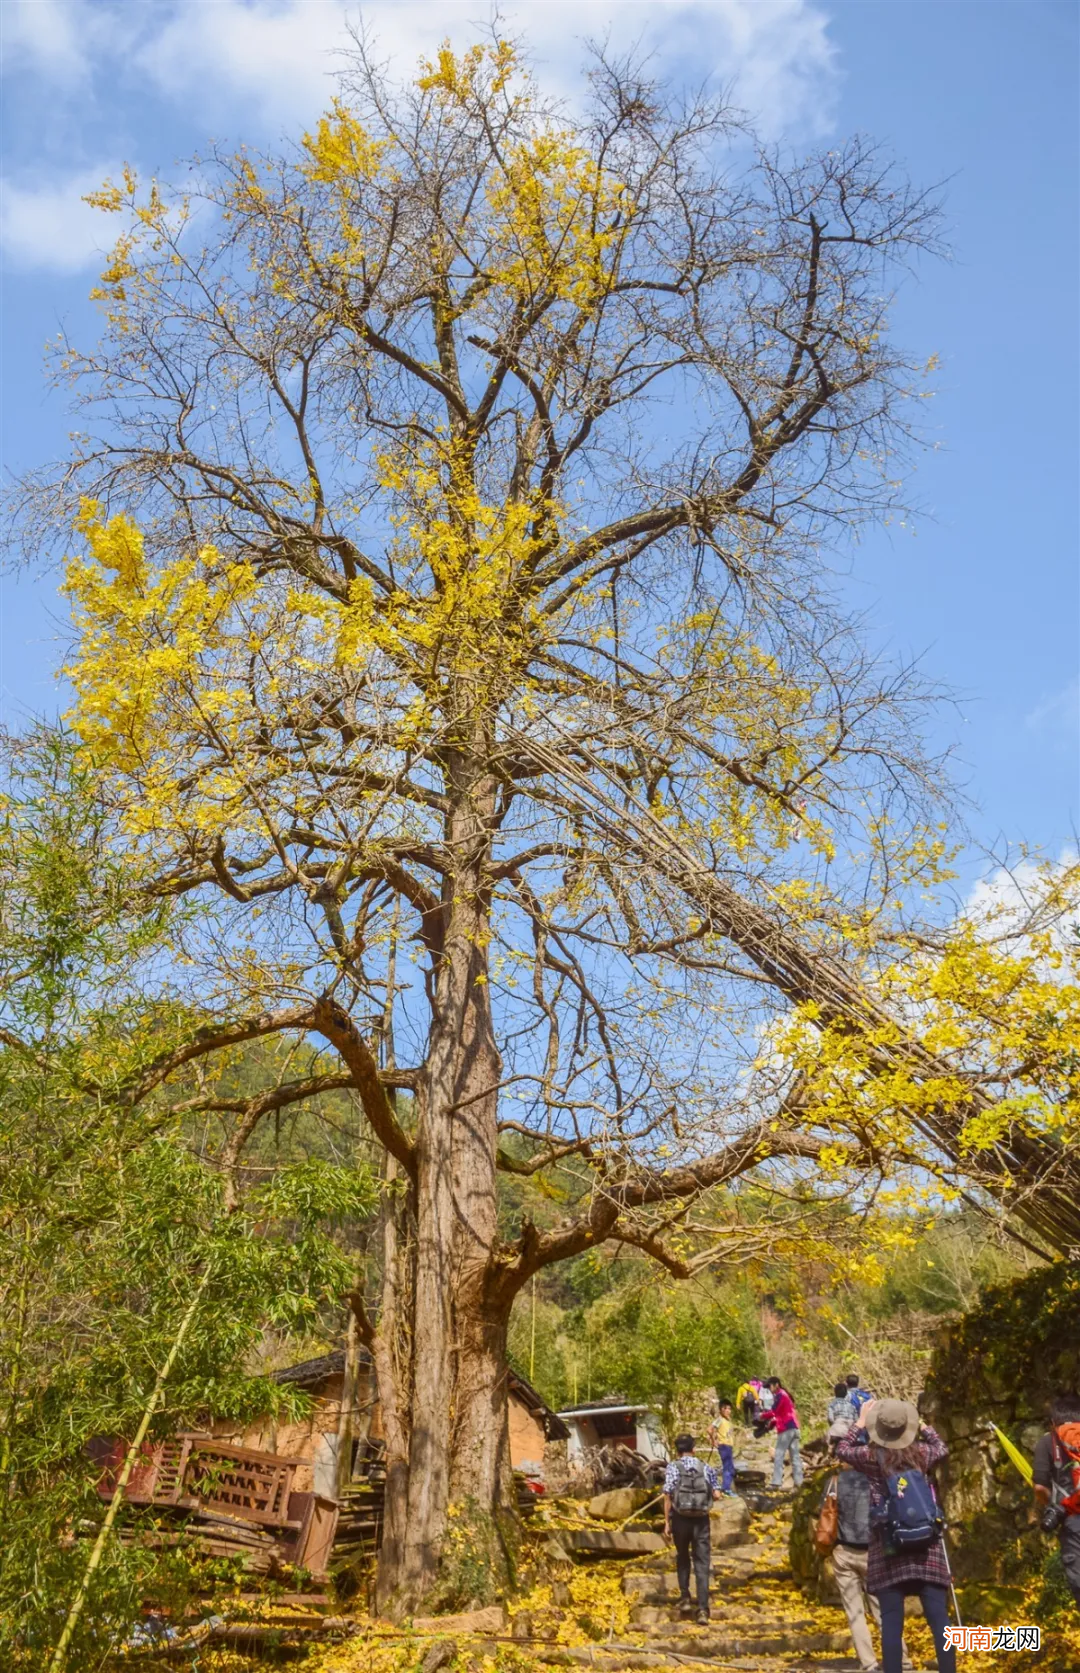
[864, 1398, 919, 1450]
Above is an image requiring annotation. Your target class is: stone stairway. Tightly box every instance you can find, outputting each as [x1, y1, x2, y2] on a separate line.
[616, 1495, 857, 1670]
[561, 1430, 864, 1673]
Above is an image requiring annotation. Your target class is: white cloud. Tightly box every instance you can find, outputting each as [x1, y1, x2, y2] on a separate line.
[3, 1, 838, 139]
[961, 847, 1080, 952]
[0, 0, 87, 81]
[0, 167, 120, 273]
[1025, 676, 1079, 739]
[137, 1, 837, 137]
[136, 0, 349, 124]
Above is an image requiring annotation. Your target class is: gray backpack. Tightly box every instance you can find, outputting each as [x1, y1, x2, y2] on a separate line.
[670, 1456, 711, 1517]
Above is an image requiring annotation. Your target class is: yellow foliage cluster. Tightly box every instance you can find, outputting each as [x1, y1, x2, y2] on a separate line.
[299, 41, 633, 316]
[772, 874, 1080, 1164]
[418, 40, 517, 105]
[62, 442, 565, 831]
[62, 501, 266, 840]
[365, 437, 561, 670]
[485, 134, 633, 311]
[304, 100, 387, 187]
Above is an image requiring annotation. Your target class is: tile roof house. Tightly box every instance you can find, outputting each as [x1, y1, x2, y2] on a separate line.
[212, 1348, 568, 1499]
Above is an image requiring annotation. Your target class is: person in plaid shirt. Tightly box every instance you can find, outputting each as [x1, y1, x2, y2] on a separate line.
[663, 1436, 721, 1623]
[837, 1399, 955, 1673]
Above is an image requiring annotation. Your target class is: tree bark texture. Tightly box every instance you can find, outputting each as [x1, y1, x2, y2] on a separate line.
[373, 756, 513, 1615]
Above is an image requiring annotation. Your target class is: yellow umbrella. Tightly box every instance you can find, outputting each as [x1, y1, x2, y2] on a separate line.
[989, 1422, 1033, 1486]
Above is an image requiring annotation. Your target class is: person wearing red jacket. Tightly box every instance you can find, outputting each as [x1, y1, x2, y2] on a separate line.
[764, 1377, 803, 1489]
[1032, 1391, 1080, 1607]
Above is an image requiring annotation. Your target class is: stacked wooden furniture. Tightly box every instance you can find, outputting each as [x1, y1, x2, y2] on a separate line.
[99, 1431, 537, 1580]
[97, 1433, 339, 1577]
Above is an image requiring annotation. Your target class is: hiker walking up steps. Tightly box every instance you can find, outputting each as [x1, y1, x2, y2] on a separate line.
[1033, 1390, 1080, 1607]
[709, 1398, 737, 1495]
[764, 1377, 803, 1490]
[838, 1398, 956, 1673]
[824, 1419, 915, 1673]
[663, 1433, 721, 1624]
[828, 1381, 857, 1427]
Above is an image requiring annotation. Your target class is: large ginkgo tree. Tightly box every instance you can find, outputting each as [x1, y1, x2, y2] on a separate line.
[19, 37, 1079, 1613]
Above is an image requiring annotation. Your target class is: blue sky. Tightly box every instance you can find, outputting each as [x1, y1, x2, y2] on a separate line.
[1, 0, 1077, 874]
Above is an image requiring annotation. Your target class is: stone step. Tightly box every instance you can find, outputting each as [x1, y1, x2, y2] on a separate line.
[637, 1605, 832, 1629]
[535, 1634, 858, 1672]
[586, 1488, 657, 1522]
[628, 1577, 793, 1603]
[629, 1544, 767, 1575]
[624, 1544, 790, 1589]
[564, 1529, 666, 1556]
[631, 1532, 759, 1565]
[632, 1605, 824, 1630]
[712, 1540, 787, 1562]
[634, 1585, 803, 1611]
[641, 1627, 853, 1657]
[713, 1557, 792, 1579]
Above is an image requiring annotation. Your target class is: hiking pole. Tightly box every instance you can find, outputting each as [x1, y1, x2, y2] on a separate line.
[929, 1475, 962, 1631]
[940, 1530, 963, 1630]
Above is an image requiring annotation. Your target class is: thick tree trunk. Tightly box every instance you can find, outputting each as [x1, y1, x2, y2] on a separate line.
[375, 754, 510, 1616]
[448, 1297, 513, 1511]
[374, 1244, 513, 1617]
[371, 1157, 413, 1609]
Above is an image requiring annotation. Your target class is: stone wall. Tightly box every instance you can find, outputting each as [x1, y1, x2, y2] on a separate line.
[922, 1258, 1080, 1593]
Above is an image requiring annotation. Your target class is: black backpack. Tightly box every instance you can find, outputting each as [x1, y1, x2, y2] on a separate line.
[670, 1456, 712, 1517]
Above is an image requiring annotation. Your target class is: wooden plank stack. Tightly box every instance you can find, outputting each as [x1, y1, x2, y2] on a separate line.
[94, 1432, 539, 1582]
[95, 1433, 339, 1577]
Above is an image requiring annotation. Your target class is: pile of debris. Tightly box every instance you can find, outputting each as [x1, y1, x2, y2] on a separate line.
[572, 1444, 666, 1496]
[92, 1426, 559, 1607]
[93, 1432, 338, 1577]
